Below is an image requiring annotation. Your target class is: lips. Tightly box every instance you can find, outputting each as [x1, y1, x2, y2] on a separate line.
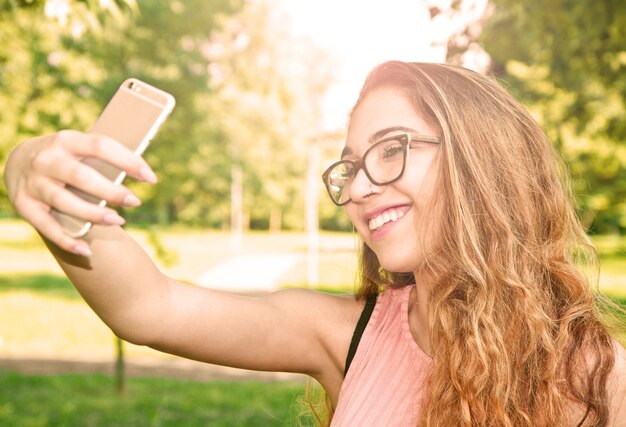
[366, 206, 410, 231]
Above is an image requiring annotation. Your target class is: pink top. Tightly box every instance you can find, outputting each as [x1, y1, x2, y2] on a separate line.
[330, 286, 626, 426]
[331, 285, 433, 426]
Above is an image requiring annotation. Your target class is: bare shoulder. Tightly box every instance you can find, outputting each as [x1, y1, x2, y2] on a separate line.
[268, 288, 365, 324]
[610, 339, 626, 380]
[266, 287, 367, 356]
[268, 288, 367, 388]
[608, 340, 626, 426]
[609, 339, 626, 386]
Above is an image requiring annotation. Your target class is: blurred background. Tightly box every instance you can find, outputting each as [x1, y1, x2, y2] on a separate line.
[0, 0, 624, 425]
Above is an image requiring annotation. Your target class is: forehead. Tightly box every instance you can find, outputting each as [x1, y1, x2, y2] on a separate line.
[346, 87, 436, 152]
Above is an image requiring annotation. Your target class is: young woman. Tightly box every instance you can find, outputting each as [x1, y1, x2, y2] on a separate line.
[4, 61, 625, 426]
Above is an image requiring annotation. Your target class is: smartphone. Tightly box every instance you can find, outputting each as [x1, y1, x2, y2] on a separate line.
[51, 78, 176, 237]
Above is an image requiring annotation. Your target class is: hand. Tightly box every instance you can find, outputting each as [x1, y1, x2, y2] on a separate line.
[3, 130, 158, 256]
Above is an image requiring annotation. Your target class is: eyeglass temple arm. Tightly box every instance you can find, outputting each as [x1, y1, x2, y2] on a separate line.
[409, 134, 441, 144]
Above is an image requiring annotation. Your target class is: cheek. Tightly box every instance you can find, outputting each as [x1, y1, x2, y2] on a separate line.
[400, 167, 442, 242]
[403, 166, 433, 192]
[343, 205, 356, 222]
[406, 150, 440, 186]
[415, 193, 445, 253]
[344, 205, 372, 241]
[402, 158, 440, 204]
[344, 205, 363, 230]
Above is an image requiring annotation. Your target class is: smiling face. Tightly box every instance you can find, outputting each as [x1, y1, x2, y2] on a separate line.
[343, 87, 442, 274]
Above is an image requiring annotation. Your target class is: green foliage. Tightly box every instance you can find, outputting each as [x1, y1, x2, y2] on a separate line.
[0, 0, 134, 12]
[0, 372, 313, 426]
[480, 0, 626, 233]
[54, 0, 246, 226]
[200, 0, 334, 231]
[0, 273, 80, 300]
[0, 9, 99, 209]
[0, 0, 333, 231]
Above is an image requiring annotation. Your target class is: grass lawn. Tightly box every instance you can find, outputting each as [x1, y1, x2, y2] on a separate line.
[0, 371, 315, 427]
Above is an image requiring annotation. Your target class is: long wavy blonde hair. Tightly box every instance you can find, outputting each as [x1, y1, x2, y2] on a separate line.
[337, 61, 620, 426]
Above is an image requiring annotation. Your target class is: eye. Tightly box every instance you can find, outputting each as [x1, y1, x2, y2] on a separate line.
[382, 141, 404, 160]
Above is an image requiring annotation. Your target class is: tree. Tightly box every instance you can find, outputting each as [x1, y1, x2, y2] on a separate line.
[480, 0, 626, 232]
[1, 1, 334, 231]
[0, 5, 108, 210]
[200, 0, 334, 231]
[61, 0, 245, 226]
[0, 1, 244, 221]
[0, 0, 243, 396]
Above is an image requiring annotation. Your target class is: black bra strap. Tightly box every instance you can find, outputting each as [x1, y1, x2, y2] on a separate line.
[344, 294, 377, 377]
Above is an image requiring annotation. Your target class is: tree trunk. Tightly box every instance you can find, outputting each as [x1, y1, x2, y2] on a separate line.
[115, 336, 125, 396]
[269, 207, 282, 233]
[306, 143, 319, 287]
[231, 165, 243, 251]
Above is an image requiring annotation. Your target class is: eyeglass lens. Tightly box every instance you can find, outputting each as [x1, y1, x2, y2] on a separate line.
[327, 137, 406, 205]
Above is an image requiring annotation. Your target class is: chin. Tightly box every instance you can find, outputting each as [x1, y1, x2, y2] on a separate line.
[378, 257, 419, 275]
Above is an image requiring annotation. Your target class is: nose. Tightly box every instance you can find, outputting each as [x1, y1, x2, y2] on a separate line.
[348, 167, 378, 203]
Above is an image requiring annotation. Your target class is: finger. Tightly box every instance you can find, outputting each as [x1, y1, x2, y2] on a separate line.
[20, 199, 92, 256]
[56, 131, 158, 183]
[31, 159, 142, 208]
[38, 181, 126, 226]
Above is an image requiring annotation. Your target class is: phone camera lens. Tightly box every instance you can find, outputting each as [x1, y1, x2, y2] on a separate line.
[128, 82, 135, 89]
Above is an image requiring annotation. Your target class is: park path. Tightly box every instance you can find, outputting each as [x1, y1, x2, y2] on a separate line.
[197, 253, 304, 292]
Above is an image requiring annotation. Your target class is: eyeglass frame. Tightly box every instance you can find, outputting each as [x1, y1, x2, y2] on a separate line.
[321, 132, 442, 206]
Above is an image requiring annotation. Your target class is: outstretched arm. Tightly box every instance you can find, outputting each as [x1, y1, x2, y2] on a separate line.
[47, 224, 356, 375]
[4, 131, 362, 392]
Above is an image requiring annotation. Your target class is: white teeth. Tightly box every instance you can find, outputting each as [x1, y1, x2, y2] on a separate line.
[374, 216, 384, 229]
[368, 209, 405, 231]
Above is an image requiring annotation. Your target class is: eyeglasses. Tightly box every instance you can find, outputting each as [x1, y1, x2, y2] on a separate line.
[322, 132, 441, 206]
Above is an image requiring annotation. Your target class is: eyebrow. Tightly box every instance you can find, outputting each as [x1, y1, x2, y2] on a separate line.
[340, 125, 419, 158]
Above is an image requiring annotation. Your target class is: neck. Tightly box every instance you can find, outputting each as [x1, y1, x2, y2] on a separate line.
[408, 268, 436, 356]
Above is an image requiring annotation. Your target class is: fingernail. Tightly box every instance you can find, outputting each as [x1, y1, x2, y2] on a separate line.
[73, 242, 92, 257]
[139, 166, 158, 183]
[103, 213, 126, 225]
[123, 193, 142, 207]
